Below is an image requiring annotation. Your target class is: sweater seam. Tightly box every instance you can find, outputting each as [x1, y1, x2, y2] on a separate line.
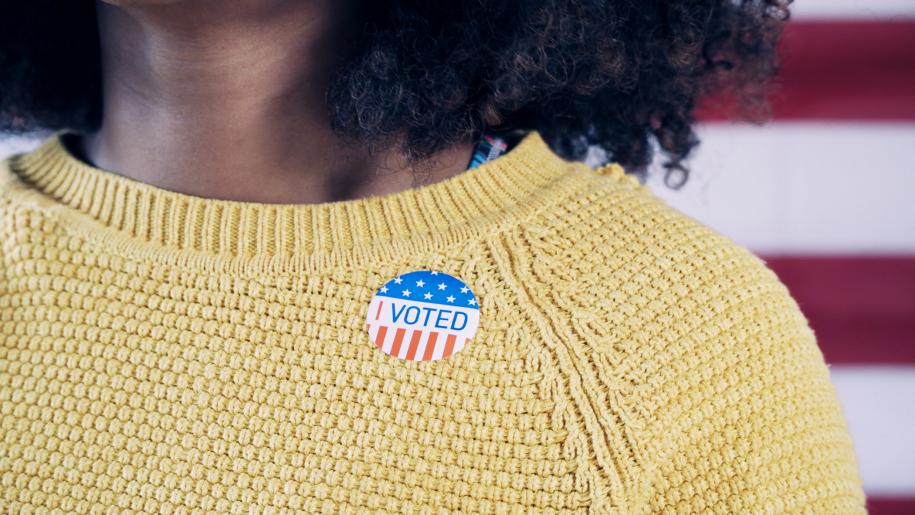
[487, 229, 643, 513]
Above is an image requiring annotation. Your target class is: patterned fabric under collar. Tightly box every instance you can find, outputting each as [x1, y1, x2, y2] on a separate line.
[467, 132, 510, 169]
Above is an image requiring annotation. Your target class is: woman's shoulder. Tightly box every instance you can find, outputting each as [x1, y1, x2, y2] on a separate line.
[521, 161, 782, 301]
[519, 166, 865, 512]
[511, 161, 811, 389]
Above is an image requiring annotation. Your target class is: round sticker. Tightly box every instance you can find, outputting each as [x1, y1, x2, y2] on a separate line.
[366, 270, 480, 361]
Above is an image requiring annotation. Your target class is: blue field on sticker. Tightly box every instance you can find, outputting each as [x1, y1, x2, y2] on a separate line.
[375, 270, 478, 310]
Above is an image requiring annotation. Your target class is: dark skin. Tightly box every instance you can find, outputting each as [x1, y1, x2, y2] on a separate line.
[83, 0, 476, 204]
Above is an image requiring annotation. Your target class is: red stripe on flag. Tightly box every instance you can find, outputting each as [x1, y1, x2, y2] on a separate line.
[868, 497, 915, 515]
[443, 334, 456, 358]
[405, 330, 423, 361]
[423, 332, 439, 361]
[390, 328, 406, 357]
[374, 325, 388, 349]
[698, 21, 915, 121]
[762, 255, 915, 364]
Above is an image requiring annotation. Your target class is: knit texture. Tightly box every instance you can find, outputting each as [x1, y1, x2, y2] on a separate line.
[0, 130, 866, 513]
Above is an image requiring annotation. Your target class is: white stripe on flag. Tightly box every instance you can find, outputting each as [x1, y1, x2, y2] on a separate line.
[380, 325, 395, 355]
[453, 337, 467, 355]
[430, 333, 446, 361]
[367, 322, 376, 343]
[395, 328, 419, 360]
[413, 329, 432, 360]
[647, 122, 915, 254]
[832, 366, 915, 495]
[791, 0, 915, 20]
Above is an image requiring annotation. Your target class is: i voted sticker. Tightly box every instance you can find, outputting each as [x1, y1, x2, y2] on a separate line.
[366, 270, 480, 361]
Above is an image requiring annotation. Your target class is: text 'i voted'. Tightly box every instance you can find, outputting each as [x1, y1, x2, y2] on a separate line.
[366, 270, 479, 362]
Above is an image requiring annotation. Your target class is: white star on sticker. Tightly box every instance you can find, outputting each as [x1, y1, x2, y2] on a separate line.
[424, 292, 433, 300]
[394, 277, 403, 284]
[416, 280, 425, 287]
[402, 289, 411, 297]
[380, 286, 388, 293]
[460, 286, 469, 294]
[430, 271, 439, 275]
[468, 298, 477, 306]
[437, 282, 446, 290]
[446, 295, 455, 303]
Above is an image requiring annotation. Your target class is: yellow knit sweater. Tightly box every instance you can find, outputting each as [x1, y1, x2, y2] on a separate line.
[0, 130, 865, 514]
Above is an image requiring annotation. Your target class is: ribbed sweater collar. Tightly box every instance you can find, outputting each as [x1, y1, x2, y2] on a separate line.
[5, 129, 582, 270]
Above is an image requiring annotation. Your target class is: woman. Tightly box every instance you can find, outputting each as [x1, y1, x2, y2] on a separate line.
[0, 1, 865, 513]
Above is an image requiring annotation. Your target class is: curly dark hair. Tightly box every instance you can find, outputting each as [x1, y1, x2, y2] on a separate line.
[0, 0, 790, 189]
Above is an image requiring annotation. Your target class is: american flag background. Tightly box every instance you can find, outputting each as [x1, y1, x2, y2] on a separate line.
[640, 1, 914, 513]
[0, 0, 911, 509]
[365, 270, 480, 362]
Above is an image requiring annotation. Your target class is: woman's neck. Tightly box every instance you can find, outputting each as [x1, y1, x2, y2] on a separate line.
[81, 0, 475, 204]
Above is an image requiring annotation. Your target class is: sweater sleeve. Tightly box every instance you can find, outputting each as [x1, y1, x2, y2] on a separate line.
[514, 169, 867, 512]
[637, 249, 868, 514]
